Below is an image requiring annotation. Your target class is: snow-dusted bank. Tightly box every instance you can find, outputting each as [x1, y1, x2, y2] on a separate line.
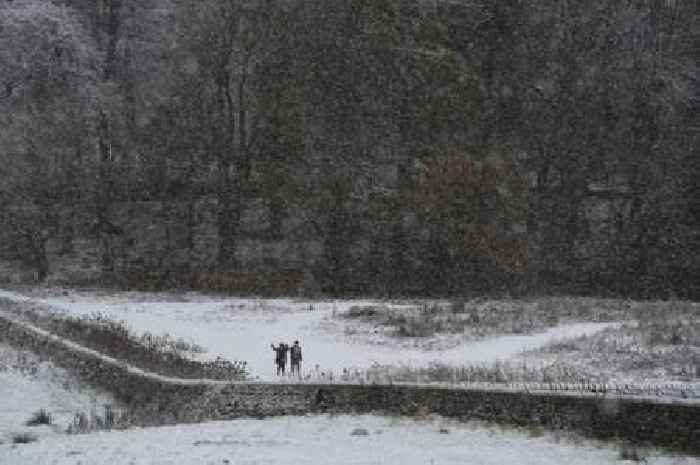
[1, 414, 698, 465]
[0, 343, 116, 444]
[0, 289, 614, 381]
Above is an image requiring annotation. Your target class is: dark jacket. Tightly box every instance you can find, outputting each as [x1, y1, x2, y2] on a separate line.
[272, 344, 289, 364]
[291, 344, 302, 363]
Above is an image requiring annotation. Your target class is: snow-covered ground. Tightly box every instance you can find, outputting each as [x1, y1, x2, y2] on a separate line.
[0, 289, 697, 464]
[0, 343, 117, 445]
[0, 289, 615, 381]
[1, 414, 697, 465]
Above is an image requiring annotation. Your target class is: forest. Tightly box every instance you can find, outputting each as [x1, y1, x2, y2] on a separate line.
[0, 0, 698, 298]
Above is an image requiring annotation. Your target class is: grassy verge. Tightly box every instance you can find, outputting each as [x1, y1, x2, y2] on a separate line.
[0, 299, 247, 380]
[340, 312, 699, 398]
[340, 297, 698, 340]
[529, 313, 699, 385]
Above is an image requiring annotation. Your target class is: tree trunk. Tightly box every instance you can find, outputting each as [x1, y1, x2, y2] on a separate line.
[323, 181, 350, 295]
[34, 231, 49, 282]
[216, 68, 241, 269]
[217, 188, 241, 270]
[97, 111, 115, 272]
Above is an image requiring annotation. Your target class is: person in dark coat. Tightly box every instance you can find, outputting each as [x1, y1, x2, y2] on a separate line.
[271, 342, 289, 376]
[290, 340, 302, 379]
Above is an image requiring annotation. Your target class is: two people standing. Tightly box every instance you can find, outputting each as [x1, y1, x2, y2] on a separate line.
[271, 340, 302, 378]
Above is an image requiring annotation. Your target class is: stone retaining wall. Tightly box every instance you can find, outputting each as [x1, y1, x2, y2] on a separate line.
[1, 311, 698, 455]
[0, 312, 213, 426]
[205, 383, 699, 455]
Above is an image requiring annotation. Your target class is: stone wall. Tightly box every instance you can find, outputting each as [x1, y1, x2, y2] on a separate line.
[1, 308, 698, 454]
[204, 383, 699, 454]
[0, 310, 214, 426]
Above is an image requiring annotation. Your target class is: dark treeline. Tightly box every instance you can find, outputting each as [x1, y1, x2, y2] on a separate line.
[0, 0, 698, 298]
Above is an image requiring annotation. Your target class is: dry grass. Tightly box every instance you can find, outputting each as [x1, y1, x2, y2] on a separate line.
[66, 403, 128, 434]
[618, 442, 649, 462]
[340, 298, 698, 342]
[341, 300, 554, 339]
[44, 313, 247, 380]
[532, 319, 699, 385]
[1, 299, 247, 380]
[25, 409, 51, 426]
[334, 302, 699, 397]
[11, 433, 37, 444]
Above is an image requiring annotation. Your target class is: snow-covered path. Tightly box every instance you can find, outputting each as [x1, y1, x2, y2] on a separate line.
[2, 414, 697, 465]
[0, 289, 614, 381]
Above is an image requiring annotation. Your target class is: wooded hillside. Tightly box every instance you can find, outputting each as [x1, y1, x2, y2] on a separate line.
[1, 0, 697, 298]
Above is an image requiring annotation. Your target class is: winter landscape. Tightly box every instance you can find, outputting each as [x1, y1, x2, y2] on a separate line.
[1, 0, 698, 463]
[1, 288, 698, 463]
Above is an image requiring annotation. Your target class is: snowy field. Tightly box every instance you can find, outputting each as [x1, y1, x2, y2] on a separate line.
[0, 289, 613, 381]
[2, 414, 698, 465]
[1, 288, 697, 465]
[0, 343, 117, 445]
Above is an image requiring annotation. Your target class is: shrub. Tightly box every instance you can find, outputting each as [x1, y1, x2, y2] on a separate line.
[618, 442, 647, 462]
[525, 426, 545, 438]
[468, 306, 480, 324]
[67, 412, 89, 434]
[25, 409, 51, 426]
[644, 319, 698, 347]
[344, 306, 383, 320]
[421, 303, 442, 315]
[386, 313, 408, 327]
[65, 405, 127, 435]
[394, 317, 435, 338]
[351, 428, 369, 436]
[12, 433, 38, 444]
[104, 404, 115, 430]
[449, 299, 466, 314]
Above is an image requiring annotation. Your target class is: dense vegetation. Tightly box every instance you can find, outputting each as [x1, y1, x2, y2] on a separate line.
[0, 0, 697, 298]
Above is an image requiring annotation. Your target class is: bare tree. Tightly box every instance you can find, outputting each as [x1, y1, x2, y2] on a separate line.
[0, 0, 99, 280]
